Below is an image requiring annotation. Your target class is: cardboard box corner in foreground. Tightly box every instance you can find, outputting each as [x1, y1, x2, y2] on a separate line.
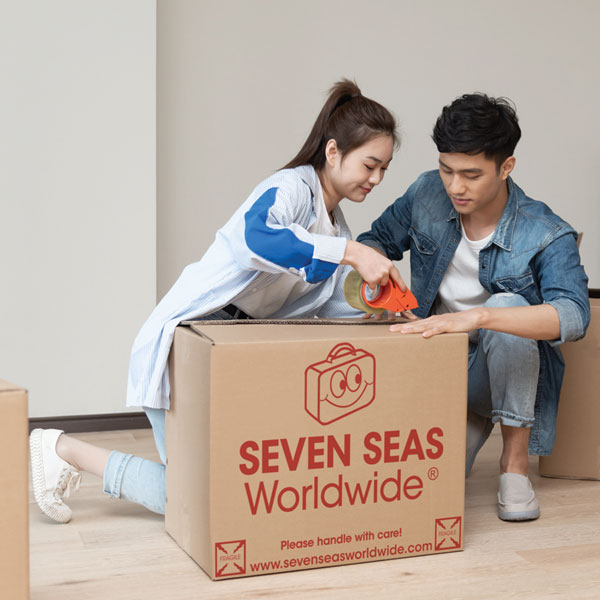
[0, 379, 30, 599]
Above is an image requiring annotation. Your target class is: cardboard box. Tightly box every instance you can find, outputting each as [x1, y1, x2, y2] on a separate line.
[0, 379, 29, 599]
[539, 292, 600, 480]
[165, 322, 468, 579]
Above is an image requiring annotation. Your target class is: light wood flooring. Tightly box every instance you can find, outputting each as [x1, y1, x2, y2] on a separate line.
[29, 428, 600, 600]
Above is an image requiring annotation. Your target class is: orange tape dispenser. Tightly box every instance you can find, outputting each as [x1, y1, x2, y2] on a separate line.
[343, 270, 419, 315]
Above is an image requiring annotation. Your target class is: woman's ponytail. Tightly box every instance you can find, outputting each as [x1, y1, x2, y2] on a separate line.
[283, 79, 398, 170]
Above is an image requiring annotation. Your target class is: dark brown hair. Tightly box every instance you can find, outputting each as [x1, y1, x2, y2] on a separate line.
[283, 79, 398, 170]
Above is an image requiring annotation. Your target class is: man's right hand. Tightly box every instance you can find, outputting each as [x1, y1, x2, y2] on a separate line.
[341, 240, 407, 291]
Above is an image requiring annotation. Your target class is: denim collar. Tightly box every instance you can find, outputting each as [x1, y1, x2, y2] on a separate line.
[445, 176, 519, 251]
[492, 177, 518, 251]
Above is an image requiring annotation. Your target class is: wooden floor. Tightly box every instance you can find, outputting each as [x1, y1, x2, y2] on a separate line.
[29, 428, 600, 600]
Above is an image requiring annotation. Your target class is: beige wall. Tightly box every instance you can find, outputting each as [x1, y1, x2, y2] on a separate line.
[157, 0, 600, 299]
[1, 1, 156, 417]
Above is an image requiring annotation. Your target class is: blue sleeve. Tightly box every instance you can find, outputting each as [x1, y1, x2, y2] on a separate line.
[243, 186, 346, 283]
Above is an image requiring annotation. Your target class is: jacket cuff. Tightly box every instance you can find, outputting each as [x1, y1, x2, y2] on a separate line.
[546, 297, 586, 346]
[312, 234, 347, 264]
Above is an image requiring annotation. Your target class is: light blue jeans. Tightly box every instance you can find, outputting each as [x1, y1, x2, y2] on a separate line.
[103, 407, 167, 514]
[103, 308, 239, 514]
[465, 293, 540, 472]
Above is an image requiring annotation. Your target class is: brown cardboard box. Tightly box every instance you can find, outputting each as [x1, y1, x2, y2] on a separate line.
[539, 293, 600, 480]
[165, 322, 468, 579]
[0, 379, 29, 599]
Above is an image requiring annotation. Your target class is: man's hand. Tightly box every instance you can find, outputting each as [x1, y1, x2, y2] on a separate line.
[342, 240, 407, 291]
[390, 308, 483, 337]
[390, 304, 561, 341]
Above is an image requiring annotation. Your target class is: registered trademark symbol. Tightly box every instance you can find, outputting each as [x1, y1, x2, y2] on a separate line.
[428, 467, 439, 481]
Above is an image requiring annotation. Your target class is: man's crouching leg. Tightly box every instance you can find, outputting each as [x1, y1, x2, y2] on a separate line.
[470, 292, 541, 521]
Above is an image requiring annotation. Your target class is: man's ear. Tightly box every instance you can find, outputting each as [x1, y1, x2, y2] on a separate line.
[325, 138, 339, 167]
[500, 156, 516, 180]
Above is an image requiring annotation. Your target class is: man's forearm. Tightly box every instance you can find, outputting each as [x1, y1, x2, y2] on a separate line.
[476, 303, 561, 340]
[391, 302, 562, 339]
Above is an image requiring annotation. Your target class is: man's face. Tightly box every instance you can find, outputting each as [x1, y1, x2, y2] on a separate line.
[438, 152, 514, 219]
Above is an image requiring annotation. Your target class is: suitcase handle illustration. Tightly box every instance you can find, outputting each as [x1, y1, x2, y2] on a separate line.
[305, 342, 376, 425]
[325, 343, 359, 362]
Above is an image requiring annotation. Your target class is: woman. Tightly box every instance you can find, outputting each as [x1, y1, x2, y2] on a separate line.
[30, 79, 404, 522]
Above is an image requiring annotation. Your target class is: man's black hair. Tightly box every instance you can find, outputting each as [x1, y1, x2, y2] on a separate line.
[432, 93, 521, 168]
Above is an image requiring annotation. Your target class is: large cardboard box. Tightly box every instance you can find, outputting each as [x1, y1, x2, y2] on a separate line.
[539, 293, 600, 480]
[166, 322, 468, 579]
[0, 379, 29, 599]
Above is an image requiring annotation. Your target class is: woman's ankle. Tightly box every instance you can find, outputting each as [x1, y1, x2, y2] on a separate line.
[55, 433, 82, 471]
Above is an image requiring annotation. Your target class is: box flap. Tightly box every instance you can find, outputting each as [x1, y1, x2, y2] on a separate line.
[187, 318, 390, 344]
[187, 319, 466, 345]
[0, 379, 26, 394]
[182, 317, 390, 328]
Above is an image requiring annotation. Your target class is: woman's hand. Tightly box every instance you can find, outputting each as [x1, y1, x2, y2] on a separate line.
[342, 240, 407, 290]
[363, 309, 419, 322]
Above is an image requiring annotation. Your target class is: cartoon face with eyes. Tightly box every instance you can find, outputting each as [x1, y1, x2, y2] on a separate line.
[325, 362, 372, 408]
[305, 343, 376, 425]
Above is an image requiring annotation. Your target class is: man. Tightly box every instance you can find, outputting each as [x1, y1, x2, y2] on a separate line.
[357, 93, 590, 521]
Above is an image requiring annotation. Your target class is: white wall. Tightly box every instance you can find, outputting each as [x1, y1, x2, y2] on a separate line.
[2, 1, 597, 418]
[1, 1, 156, 417]
[157, 0, 599, 299]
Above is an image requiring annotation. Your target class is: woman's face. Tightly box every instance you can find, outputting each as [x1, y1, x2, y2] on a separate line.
[325, 134, 394, 205]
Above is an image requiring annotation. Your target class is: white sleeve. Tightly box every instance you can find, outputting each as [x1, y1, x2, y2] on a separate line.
[235, 180, 347, 283]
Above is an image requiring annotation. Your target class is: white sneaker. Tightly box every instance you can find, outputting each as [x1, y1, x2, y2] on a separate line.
[30, 429, 81, 523]
[497, 473, 540, 521]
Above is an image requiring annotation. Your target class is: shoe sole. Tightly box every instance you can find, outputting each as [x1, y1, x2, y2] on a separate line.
[498, 508, 540, 521]
[29, 429, 71, 524]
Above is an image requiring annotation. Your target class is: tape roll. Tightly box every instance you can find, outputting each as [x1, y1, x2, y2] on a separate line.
[343, 270, 385, 314]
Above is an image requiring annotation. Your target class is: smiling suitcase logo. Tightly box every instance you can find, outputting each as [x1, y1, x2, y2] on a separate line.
[305, 342, 376, 425]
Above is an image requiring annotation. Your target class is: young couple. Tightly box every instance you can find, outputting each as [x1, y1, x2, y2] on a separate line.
[31, 80, 589, 525]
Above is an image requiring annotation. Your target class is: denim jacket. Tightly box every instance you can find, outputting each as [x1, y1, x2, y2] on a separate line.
[358, 170, 590, 455]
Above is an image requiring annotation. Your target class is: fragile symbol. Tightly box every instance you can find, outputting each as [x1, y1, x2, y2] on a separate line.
[434, 517, 462, 551]
[428, 467, 439, 481]
[214, 540, 246, 577]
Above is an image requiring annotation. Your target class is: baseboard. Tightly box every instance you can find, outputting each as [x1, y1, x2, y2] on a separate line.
[28, 411, 150, 434]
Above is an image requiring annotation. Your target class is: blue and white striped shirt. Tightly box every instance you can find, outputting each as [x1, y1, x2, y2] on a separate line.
[126, 165, 360, 409]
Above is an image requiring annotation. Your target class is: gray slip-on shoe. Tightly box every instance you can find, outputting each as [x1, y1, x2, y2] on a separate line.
[497, 472, 540, 521]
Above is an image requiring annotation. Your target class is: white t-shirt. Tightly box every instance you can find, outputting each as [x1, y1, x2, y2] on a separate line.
[435, 221, 494, 317]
